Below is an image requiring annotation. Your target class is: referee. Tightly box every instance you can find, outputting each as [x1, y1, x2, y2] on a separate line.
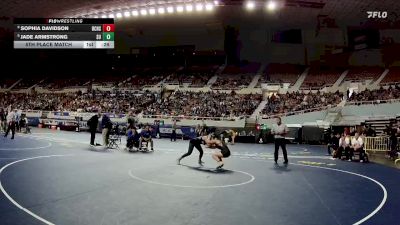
[271, 117, 289, 164]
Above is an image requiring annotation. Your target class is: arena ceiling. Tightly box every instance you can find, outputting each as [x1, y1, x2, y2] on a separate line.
[0, 0, 398, 26]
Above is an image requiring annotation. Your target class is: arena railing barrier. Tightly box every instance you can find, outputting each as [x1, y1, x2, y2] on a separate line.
[364, 136, 390, 152]
[364, 136, 400, 165]
[142, 114, 244, 121]
[261, 105, 331, 119]
[345, 98, 400, 106]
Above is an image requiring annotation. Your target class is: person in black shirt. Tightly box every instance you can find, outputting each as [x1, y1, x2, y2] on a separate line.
[389, 129, 398, 159]
[88, 113, 100, 146]
[365, 125, 376, 137]
[0, 108, 6, 133]
[101, 114, 113, 147]
[210, 139, 231, 169]
[177, 136, 207, 166]
[171, 120, 177, 142]
[127, 111, 136, 129]
[328, 133, 340, 157]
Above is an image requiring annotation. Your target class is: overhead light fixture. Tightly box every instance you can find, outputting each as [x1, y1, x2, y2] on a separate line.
[266, 1, 277, 10]
[205, 3, 214, 11]
[245, 1, 256, 10]
[196, 3, 204, 11]
[158, 7, 165, 14]
[132, 10, 139, 16]
[94, 15, 99, 18]
[149, 8, 156, 15]
[214, 0, 219, 5]
[124, 11, 131, 17]
[116, 12, 122, 18]
[101, 15, 107, 18]
[140, 9, 148, 16]
[186, 4, 193, 12]
[108, 13, 115, 18]
[176, 5, 184, 13]
[167, 6, 174, 13]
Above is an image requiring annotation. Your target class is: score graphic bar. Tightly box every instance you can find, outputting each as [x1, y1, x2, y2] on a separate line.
[14, 18, 115, 49]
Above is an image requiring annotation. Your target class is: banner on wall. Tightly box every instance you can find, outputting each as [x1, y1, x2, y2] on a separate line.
[158, 125, 197, 139]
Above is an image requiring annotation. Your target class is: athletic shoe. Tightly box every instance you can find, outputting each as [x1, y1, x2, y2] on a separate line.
[348, 159, 351, 162]
[216, 164, 224, 169]
[198, 160, 204, 166]
[177, 158, 181, 165]
[283, 161, 288, 165]
[360, 160, 363, 163]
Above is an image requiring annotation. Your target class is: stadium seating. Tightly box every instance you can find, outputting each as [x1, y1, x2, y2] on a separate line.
[143, 91, 262, 118]
[258, 63, 304, 86]
[344, 66, 383, 83]
[348, 85, 400, 102]
[381, 67, 400, 85]
[262, 91, 343, 116]
[212, 62, 260, 89]
[301, 67, 343, 89]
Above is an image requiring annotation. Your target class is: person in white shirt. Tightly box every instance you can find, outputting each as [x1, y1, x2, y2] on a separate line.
[271, 117, 289, 164]
[350, 132, 365, 162]
[4, 109, 16, 139]
[338, 134, 352, 160]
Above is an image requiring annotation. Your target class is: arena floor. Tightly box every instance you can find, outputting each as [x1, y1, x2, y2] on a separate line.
[0, 128, 399, 225]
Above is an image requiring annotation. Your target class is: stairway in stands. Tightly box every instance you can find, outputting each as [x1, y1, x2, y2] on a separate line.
[207, 64, 226, 87]
[289, 67, 309, 92]
[363, 118, 397, 135]
[332, 70, 348, 88]
[372, 69, 389, 86]
[250, 100, 268, 119]
[7, 79, 22, 91]
[248, 63, 266, 88]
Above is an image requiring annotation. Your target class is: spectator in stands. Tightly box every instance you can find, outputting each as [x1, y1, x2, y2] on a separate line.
[365, 125, 376, 137]
[101, 114, 112, 147]
[262, 91, 343, 117]
[348, 86, 400, 103]
[88, 113, 100, 146]
[350, 132, 365, 162]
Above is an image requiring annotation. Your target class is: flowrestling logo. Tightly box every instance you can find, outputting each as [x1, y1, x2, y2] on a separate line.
[367, 11, 388, 18]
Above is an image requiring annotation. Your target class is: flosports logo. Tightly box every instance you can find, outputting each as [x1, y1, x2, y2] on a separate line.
[367, 11, 387, 18]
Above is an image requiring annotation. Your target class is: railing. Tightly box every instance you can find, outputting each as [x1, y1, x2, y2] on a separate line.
[142, 114, 245, 121]
[261, 105, 332, 119]
[345, 98, 400, 106]
[364, 136, 391, 152]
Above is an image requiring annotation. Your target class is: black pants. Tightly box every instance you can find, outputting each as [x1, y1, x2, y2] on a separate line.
[171, 130, 176, 141]
[4, 122, 15, 139]
[274, 138, 288, 163]
[127, 138, 139, 149]
[179, 139, 204, 161]
[338, 146, 351, 160]
[90, 129, 96, 145]
[349, 147, 364, 161]
[328, 144, 338, 155]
